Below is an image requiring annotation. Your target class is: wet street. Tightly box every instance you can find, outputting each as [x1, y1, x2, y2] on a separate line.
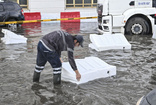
[0, 22, 156, 105]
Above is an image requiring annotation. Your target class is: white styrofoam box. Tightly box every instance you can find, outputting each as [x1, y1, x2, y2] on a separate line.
[89, 33, 131, 51]
[152, 25, 156, 39]
[62, 57, 116, 84]
[1, 29, 27, 44]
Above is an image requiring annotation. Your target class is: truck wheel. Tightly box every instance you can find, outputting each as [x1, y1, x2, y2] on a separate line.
[125, 17, 150, 35]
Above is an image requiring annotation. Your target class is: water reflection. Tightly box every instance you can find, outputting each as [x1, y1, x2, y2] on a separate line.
[0, 44, 26, 60]
[61, 22, 80, 34]
[1, 22, 156, 105]
[22, 23, 42, 36]
[8, 24, 18, 32]
[31, 83, 77, 105]
[31, 83, 51, 104]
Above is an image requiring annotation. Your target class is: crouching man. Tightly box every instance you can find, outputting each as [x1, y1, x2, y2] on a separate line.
[33, 30, 83, 84]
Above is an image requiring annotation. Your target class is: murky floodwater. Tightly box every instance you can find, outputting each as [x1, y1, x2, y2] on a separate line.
[0, 22, 156, 105]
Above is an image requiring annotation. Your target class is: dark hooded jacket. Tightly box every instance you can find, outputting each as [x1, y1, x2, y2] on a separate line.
[41, 30, 77, 71]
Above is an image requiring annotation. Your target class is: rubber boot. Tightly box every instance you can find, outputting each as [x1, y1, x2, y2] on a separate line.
[33, 71, 40, 83]
[53, 74, 61, 85]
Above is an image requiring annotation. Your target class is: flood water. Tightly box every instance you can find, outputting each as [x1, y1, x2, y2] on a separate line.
[0, 22, 156, 105]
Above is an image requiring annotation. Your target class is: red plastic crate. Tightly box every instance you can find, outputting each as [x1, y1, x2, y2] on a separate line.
[24, 12, 41, 20]
[61, 12, 80, 23]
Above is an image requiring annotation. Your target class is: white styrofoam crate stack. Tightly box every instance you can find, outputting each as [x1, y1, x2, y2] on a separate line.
[1, 29, 27, 44]
[62, 57, 116, 84]
[89, 33, 131, 51]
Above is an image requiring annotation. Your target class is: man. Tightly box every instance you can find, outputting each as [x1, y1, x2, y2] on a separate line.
[33, 30, 83, 84]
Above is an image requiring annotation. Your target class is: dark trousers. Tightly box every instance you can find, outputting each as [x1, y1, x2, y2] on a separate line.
[35, 41, 62, 75]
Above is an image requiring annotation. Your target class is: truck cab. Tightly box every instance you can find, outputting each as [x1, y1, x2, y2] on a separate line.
[97, 0, 156, 35]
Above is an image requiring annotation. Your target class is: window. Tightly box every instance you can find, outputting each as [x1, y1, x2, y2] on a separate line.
[19, 0, 28, 8]
[10, 0, 28, 9]
[66, 0, 97, 8]
[0, 4, 4, 12]
[153, 0, 156, 7]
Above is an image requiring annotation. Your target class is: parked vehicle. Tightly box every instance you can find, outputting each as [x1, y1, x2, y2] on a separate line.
[97, 0, 156, 35]
[0, 0, 24, 26]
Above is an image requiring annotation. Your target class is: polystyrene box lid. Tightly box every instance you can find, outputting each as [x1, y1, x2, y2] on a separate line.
[89, 33, 131, 51]
[62, 57, 116, 84]
[1, 29, 27, 44]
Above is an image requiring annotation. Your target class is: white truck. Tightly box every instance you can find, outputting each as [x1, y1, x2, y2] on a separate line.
[97, 0, 156, 35]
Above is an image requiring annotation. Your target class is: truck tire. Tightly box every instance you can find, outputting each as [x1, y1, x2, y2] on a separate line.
[125, 17, 150, 35]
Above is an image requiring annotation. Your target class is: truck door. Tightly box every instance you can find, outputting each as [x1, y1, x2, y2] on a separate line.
[153, 0, 156, 7]
[108, 0, 134, 15]
[0, 4, 5, 22]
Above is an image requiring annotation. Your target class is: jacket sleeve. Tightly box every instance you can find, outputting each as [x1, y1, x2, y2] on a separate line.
[66, 35, 77, 71]
[67, 47, 77, 71]
[57, 50, 61, 58]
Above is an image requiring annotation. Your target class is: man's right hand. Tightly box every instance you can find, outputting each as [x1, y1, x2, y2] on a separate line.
[75, 70, 81, 81]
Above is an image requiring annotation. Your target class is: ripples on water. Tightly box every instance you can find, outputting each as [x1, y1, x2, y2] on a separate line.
[0, 22, 156, 105]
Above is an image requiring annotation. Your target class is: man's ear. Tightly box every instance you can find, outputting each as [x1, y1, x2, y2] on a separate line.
[74, 40, 77, 43]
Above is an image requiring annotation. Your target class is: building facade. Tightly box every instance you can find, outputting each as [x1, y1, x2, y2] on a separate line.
[0, 0, 97, 22]
[9, 0, 97, 13]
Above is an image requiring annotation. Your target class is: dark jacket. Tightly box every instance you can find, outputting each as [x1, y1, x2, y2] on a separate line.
[139, 88, 156, 105]
[41, 30, 77, 71]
